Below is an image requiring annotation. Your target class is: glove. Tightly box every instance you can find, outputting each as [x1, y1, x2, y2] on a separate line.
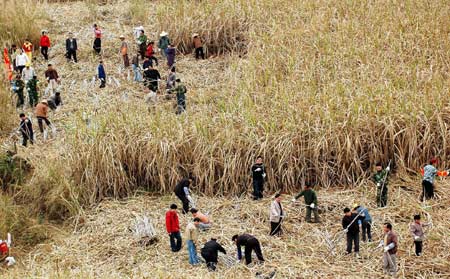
[262, 173, 266, 178]
[377, 183, 381, 187]
[383, 246, 390, 252]
[386, 166, 390, 172]
[414, 236, 420, 240]
[343, 229, 348, 233]
[310, 203, 315, 209]
[376, 240, 384, 249]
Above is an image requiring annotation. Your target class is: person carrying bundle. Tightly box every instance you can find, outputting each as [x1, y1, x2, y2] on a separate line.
[292, 183, 320, 223]
[190, 208, 211, 231]
[174, 176, 195, 214]
[232, 234, 265, 265]
[372, 162, 390, 207]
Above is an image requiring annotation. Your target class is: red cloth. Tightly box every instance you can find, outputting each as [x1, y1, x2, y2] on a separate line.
[40, 35, 51, 47]
[145, 44, 154, 57]
[22, 42, 33, 52]
[165, 210, 180, 233]
[94, 29, 102, 38]
[0, 242, 8, 256]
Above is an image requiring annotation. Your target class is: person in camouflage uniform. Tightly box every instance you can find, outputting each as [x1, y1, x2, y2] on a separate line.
[170, 78, 187, 114]
[372, 162, 390, 207]
[13, 75, 25, 108]
[27, 75, 39, 107]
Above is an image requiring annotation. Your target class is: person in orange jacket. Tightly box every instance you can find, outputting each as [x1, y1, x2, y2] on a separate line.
[39, 31, 51, 61]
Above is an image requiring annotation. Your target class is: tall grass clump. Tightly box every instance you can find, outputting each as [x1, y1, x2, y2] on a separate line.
[128, 0, 147, 24]
[0, 83, 15, 136]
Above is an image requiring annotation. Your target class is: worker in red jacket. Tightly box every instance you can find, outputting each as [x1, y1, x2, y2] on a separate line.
[39, 31, 51, 61]
[165, 204, 182, 252]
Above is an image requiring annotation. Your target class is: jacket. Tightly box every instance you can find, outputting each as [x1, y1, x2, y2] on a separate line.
[40, 35, 50, 47]
[201, 240, 226, 261]
[355, 206, 372, 222]
[423, 164, 437, 184]
[295, 189, 317, 206]
[66, 38, 78, 51]
[45, 69, 59, 81]
[410, 222, 427, 242]
[193, 37, 202, 48]
[235, 234, 258, 259]
[384, 230, 398, 255]
[22, 42, 33, 52]
[16, 53, 29, 67]
[372, 170, 388, 187]
[251, 163, 266, 181]
[98, 64, 106, 79]
[35, 103, 48, 118]
[269, 200, 283, 223]
[145, 44, 154, 57]
[22, 67, 35, 82]
[19, 118, 33, 137]
[342, 213, 364, 235]
[174, 178, 190, 197]
[165, 210, 180, 233]
[185, 222, 198, 242]
[158, 36, 170, 50]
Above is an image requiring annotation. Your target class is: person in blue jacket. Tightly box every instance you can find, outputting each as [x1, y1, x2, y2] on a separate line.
[353, 203, 372, 242]
[98, 60, 106, 88]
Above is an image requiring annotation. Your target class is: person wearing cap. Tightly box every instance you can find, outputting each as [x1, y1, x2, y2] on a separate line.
[93, 24, 102, 54]
[13, 75, 25, 108]
[15, 49, 29, 74]
[192, 33, 205, 59]
[409, 214, 430, 256]
[158, 31, 170, 58]
[66, 32, 78, 63]
[293, 183, 320, 223]
[342, 207, 364, 257]
[269, 193, 284, 236]
[353, 203, 372, 242]
[137, 30, 147, 59]
[185, 217, 201, 265]
[44, 64, 59, 95]
[98, 61, 106, 88]
[18, 113, 34, 146]
[166, 43, 176, 69]
[39, 31, 51, 61]
[422, 158, 438, 200]
[22, 64, 35, 84]
[145, 41, 158, 66]
[35, 100, 52, 136]
[119, 35, 130, 68]
[26, 75, 39, 107]
[169, 78, 187, 114]
[372, 162, 390, 207]
[22, 39, 33, 63]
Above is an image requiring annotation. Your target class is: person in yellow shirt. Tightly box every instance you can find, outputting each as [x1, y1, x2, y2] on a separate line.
[185, 218, 201, 265]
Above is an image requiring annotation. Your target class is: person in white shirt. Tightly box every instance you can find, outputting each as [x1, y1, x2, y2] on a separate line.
[15, 49, 29, 74]
[22, 64, 35, 84]
[269, 193, 284, 236]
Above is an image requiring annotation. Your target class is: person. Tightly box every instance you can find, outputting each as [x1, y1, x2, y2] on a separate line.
[48, 92, 62, 110]
[26, 75, 39, 107]
[169, 78, 187, 114]
[190, 208, 211, 231]
[174, 176, 194, 214]
[292, 183, 320, 223]
[44, 64, 59, 95]
[353, 203, 372, 242]
[131, 53, 142, 82]
[143, 65, 161, 92]
[342, 207, 364, 257]
[192, 33, 205, 59]
[422, 158, 438, 200]
[232, 234, 264, 265]
[382, 223, 398, 276]
[166, 43, 176, 68]
[39, 31, 50, 61]
[200, 238, 226, 271]
[145, 41, 158, 66]
[98, 61, 106, 88]
[372, 162, 390, 207]
[22, 39, 33, 63]
[15, 49, 29, 74]
[66, 32, 78, 62]
[185, 217, 201, 265]
[137, 30, 147, 59]
[93, 24, 102, 54]
[165, 204, 182, 252]
[269, 194, 284, 236]
[10, 45, 19, 71]
[22, 64, 35, 84]
[119, 35, 129, 68]
[158, 31, 170, 58]
[410, 214, 430, 256]
[166, 67, 176, 91]
[251, 156, 266, 200]
[19, 113, 33, 146]
[13, 75, 25, 108]
[35, 100, 52, 137]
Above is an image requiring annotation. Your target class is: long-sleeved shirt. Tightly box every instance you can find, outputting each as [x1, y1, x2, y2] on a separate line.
[15, 53, 29, 67]
[185, 222, 198, 242]
[294, 189, 318, 205]
[158, 36, 170, 50]
[35, 103, 48, 118]
[251, 163, 266, 181]
[201, 240, 226, 260]
[165, 210, 180, 233]
[138, 34, 147, 45]
[174, 178, 190, 197]
[193, 37, 202, 48]
[66, 38, 78, 51]
[355, 206, 372, 223]
[40, 35, 51, 47]
[423, 164, 437, 184]
[372, 170, 388, 187]
[342, 213, 364, 235]
[98, 64, 106, 79]
[384, 231, 398, 255]
[19, 118, 33, 137]
[45, 69, 59, 81]
[235, 234, 257, 260]
[22, 67, 35, 82]
[269, 200, 283, 223]
[410, 222, 428, 241]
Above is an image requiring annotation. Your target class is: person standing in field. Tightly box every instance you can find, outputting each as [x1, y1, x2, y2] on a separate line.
[232, 234, 265, 265]
[353, 203, 372, 242]
[19, 113, 34, 147]
[342, 207, 364, 257]
[174, 176, 195, 214]
[39, 31, 50, 61]
[145, 41, 158, 66]
[201, 238, 227, 272]
[251, 156, 266, 200]
[192, 33, 205, 59]
[119, 35, 130, 68]
[13, 75, 25, 108]
[169, 78, 187, 114]
[190, 208, 211, 231]
[97, 61, 106, 88]
[166, 67, 176, 91]
[165, 204, 182, 252]
[35, 100, 53, 139]
[65, 32, 78, 63]
[93, 24, 102, 55]
[22, 39, 33, 63]
[131, 53, 142, 82]
[44, 64, 59, 96]
[185, 217, 201, 265]
[27, 75, 39, 107]
[292, 183, 320, 223]
[143, 65, 161, 92]
[409, 214, 430, 256]
[137, 30, 147, 59]
[15, 49, 29, 74]
[269, 193, 284, 236]
[166, 43, 176, 69]
[381, 223, 398, 276]
[421, 158, 438, 200]
[372, 162, 390, 207]
[158, 31, 170, 58]
[22, 64, 35, 85]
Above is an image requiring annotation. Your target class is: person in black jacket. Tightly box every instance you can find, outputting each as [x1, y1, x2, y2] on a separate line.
[66, 33, 78, 63]
[200, 238, 226, 271]
[232, 234, 264, 265]
[342, 207, 364, 256]
[174, 176, 194, 214]
[251, 156, 266, 200]
[19, 113, 33, 146]
[143, 65, 161, 92]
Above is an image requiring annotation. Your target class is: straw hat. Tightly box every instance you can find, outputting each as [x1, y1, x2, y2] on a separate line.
[160, 31, 168, 37]
[119, 35, 125, 39]
[42, 100, 48, 104]
[192, 33, 199, 38]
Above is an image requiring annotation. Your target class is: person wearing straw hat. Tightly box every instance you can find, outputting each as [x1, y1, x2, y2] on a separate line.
[18, 113, 34, 147]
[372, 162, 390, 207]
[232, 234, 265, 265]
[269, 193, 284, 236]
[39, 30, 51, 61]
[65, 32, 78, 63]
[137, 30, 147, 59]
[192, 33, 205, 59]
[353, 203, 372, 242]
[200, 238, 227, 271]
[185, 217, 201, 265]
[381, 222, 398, 276]
[158, 31, 170, 58]
[292, 183, 320, 223]
[165, 204, 182, 252]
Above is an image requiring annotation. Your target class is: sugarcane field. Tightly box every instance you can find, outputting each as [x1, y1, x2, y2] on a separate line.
[0, 0, 449, 278]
